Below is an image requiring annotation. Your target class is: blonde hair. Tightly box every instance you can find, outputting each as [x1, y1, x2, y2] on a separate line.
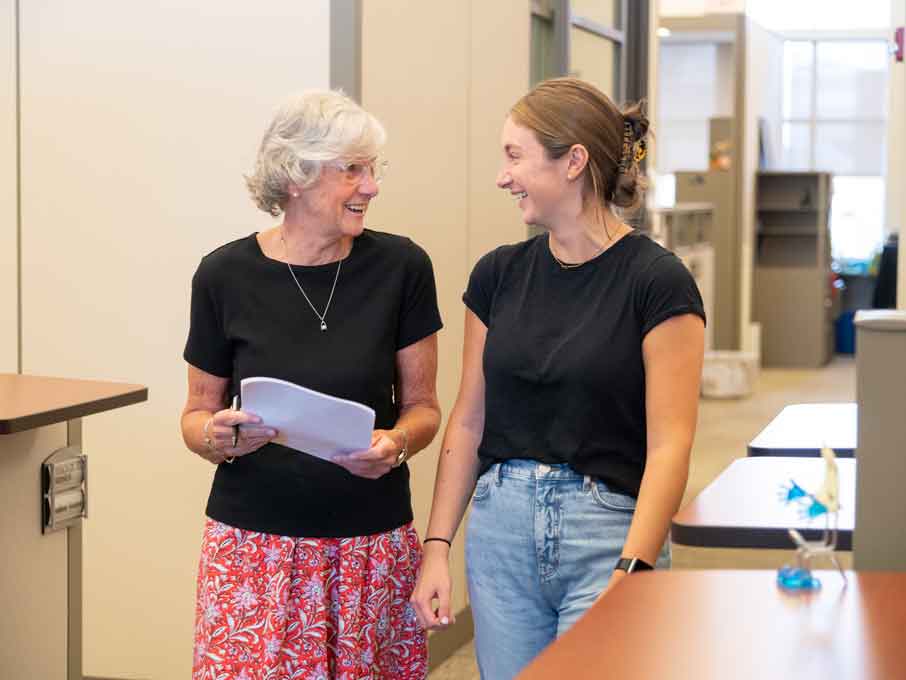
[510, 77, 649, 218]
[245, 90, 387, 216]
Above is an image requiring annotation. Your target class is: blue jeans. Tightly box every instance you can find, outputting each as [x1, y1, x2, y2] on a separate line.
[465, 459, 669, 680]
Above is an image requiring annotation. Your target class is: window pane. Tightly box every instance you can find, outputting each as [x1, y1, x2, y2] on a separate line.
[570, 28, 619, 97]
[658, 43, 727, 118]
[815, 122, 885, 175]
[652, 173, 676, 209]
[780, 122, 811, 170]
[830, 176, 885, 261]
[816, 41, 889, 119]
[571, 0, 620, 29]
[656, 120, 709, 174]
[782, 41, 812, 119]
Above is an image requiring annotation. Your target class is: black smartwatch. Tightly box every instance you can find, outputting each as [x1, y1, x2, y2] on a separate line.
[614, 557, 654, 574]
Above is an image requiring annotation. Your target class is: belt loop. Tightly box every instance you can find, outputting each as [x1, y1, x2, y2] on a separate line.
[583, 475, 592, 493]
[495, 462, 504, 486]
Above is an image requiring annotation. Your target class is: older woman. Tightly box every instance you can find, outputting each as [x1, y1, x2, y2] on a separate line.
[411, 77, 705, 680]
[181, 90, 441, 679]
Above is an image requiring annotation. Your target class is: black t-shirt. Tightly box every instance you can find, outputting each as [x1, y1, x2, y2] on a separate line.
[184, 229, 442, 537]
[463, 232, 705, 497]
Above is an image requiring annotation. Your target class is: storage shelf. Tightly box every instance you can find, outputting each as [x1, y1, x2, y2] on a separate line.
[758, 228, 819, 237]
[754, 171, 833, 368]
[757, 206, 820, 213]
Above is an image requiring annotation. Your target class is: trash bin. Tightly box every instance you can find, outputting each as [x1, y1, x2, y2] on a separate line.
[835, 311, 856, 354]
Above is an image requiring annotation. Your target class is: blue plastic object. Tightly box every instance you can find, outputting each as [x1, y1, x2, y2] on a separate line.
[835, 311, 856, 355]
[804, 499, 828, 518]
[777, 566, 822, 591]
[782, 481, 807, 502]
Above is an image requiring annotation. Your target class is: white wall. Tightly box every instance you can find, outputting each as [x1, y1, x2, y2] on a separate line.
[891, 0, 906, 309]
[0, 0, 16, 373]
[18, 2, 330, 677]
[741, 17, 783, 349]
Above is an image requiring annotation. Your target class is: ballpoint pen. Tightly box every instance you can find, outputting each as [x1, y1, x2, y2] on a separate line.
[231, 394, 240, 448]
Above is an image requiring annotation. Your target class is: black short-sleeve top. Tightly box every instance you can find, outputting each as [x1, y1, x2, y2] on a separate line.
[184, 229, 442, 538]
[463, 232, 705, 497]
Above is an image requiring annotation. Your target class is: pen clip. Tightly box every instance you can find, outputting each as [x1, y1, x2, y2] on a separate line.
[230, 394, 241, 448]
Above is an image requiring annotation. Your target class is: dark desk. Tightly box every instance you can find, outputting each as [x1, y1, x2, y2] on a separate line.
[672, 456, 855, 550]
[517, 571, 906, 680]
[748, 402, 857, 457]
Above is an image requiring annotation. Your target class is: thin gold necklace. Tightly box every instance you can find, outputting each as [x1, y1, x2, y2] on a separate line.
[549, 233, 610, 269]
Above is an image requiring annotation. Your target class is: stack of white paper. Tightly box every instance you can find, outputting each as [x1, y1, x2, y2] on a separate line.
[240, 377, 375, 462]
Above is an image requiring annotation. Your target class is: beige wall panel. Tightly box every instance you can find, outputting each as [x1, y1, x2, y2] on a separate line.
[362, 0, 472, 616]
[362, 0, 530, 618]
[465, 0, 531, 602]
[0, 0, 16, 373]
[0, 424, 68, 678]
[468, 1, 531, 266]
[19, 2, 330, 677]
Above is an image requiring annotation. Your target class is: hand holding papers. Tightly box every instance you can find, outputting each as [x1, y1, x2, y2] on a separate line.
[240, 377, 375, 463]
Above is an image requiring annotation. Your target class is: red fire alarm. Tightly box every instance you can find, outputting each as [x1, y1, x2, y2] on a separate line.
[896, 27, 904, 63]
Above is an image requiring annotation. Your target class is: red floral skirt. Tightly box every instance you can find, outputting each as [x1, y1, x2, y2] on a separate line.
[193, 518, 427, 680]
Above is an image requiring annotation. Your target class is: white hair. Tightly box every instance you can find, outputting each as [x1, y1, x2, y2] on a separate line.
[245, 90, 387, 216]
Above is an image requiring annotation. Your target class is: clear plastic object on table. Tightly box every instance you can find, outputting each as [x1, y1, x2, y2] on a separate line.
[776, 446, 847, 591]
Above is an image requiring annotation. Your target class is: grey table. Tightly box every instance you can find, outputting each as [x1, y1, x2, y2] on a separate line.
[672, 456, 855, 550]
[748, 402, 857, 457]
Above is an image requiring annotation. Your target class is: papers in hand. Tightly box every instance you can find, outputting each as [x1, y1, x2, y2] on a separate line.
[240, 377, 375, 462]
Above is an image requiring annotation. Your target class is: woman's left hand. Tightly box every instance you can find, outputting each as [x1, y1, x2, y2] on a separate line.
[334, 429, 403, 480]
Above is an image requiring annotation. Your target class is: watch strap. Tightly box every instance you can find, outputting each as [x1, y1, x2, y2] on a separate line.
[614, 556, 654, 574]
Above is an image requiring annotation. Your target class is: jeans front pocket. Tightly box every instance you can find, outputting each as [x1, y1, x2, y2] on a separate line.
[472, 470, 494, 503]
[589, 481, 637, 513]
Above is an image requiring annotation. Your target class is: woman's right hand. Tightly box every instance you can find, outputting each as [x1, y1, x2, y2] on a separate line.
[410, 542, 455, 630]
[201, 407, 277, 464]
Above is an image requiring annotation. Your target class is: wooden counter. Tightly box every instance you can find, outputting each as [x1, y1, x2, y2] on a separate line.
[517, 571, 906, 680]
[0, 373, 147, 679]
[0, 373, 147, 434]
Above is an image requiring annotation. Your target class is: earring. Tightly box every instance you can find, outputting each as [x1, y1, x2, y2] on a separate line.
[291, 192, 299, 198]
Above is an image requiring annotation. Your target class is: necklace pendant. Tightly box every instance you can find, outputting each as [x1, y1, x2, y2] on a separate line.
[320, 321, 327, 331]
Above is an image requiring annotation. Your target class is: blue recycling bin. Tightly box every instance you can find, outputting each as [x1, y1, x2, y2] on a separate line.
[835, 311, 856, 355]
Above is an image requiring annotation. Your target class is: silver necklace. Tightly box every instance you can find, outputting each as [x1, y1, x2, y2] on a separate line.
[281, 233, 342, 331]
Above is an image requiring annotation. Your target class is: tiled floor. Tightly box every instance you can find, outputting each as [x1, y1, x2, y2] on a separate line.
[429, 357, 857, 679]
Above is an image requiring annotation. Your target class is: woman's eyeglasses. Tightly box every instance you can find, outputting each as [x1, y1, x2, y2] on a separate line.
[334, 159, 389, 185]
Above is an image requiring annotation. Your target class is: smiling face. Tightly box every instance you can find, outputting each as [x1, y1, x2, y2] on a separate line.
[293, 160, 380, 238]
[496, 116, 579, 229]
